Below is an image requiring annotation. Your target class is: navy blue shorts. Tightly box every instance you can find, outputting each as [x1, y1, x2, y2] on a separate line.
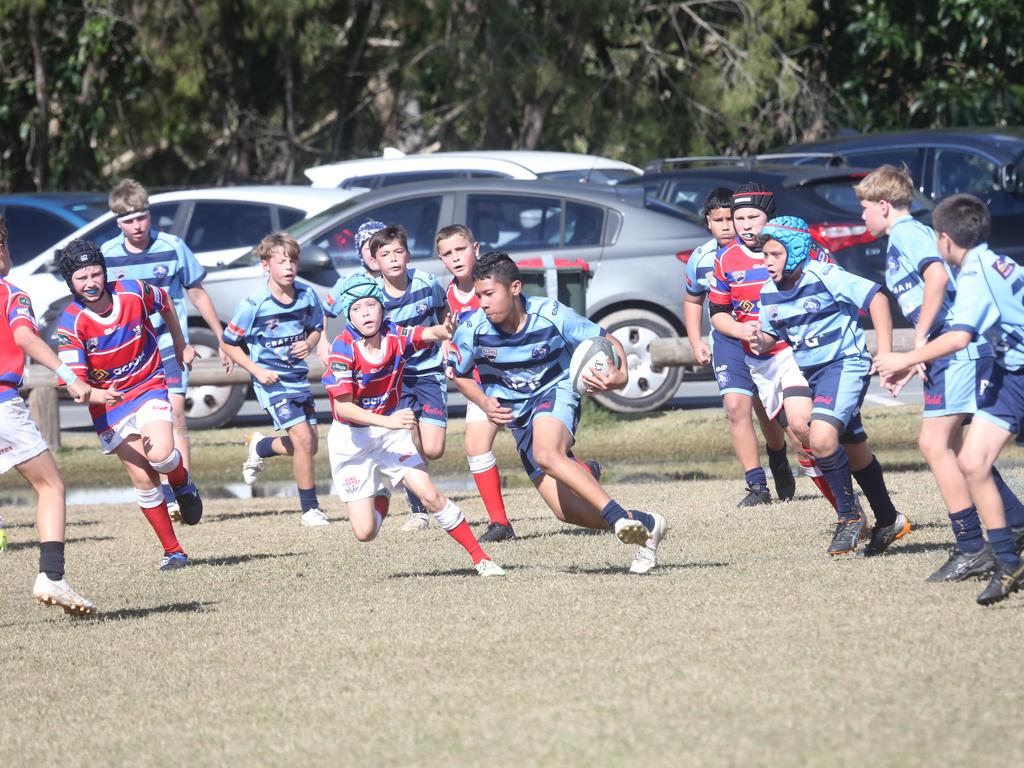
[711, 331, 755, 398]
[268, 394, 317, 431]
[399, 372, 448, 428]
[923, 356, 993, 417]
[509, 383, 582, 481]
[806, 357, 869, 444]
[975, 364, 1024, 436]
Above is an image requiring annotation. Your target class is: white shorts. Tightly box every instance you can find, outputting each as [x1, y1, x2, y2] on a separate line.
[0, 397, 49, 474]
[746, 347, 809, 420]
[465, 399, 489, 424]
[327, 421, 425, 502]
[98, 398, 174, 454]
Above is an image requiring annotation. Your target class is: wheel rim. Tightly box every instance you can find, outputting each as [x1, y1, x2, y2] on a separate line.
[185, 343, 235, 420]
[608, 324, 670, 400]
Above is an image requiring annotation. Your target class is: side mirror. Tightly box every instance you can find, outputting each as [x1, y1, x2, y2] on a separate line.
[299, 245, 332, 271]
[999, 163, 1018, 193]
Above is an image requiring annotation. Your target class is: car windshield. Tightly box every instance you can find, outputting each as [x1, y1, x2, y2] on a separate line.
[221, 197, 365, 270]
[802, 177, 933, 215]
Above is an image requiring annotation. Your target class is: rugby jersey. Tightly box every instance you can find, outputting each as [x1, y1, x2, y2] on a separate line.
[451, 295, 603, 422]
[446, 279, 481, 381]
[684, 238, 720, 300]
[382, 268, 446, 377]
[0, 278, 37, 404]
[222, 281, 325, 408]
[948, 244, 1024, 373]
[322, 322, 429, 424]
[57, 280, 169, 431]
[886, 216, 989, 360]
[760, 261, 879, 370]
[708, 238, 787, 357]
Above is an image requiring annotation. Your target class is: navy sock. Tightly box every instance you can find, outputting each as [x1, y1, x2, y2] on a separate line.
[948, 506, 985, 554]
[298, 487, 319, 512]
[255, 437, 278, 459]
[405, 486, 427, 515]
[816, 449, 858, 520]
[851, 456, 898, 528]
[988, 527, 1022, 571]
[991, 466, 1024, 529]
[744, 467, 768, 489]
[39, 540, 65, 581]
[600, 500, 656, 533]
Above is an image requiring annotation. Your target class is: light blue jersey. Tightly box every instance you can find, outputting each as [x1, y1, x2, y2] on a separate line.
[452, 295, 604, 422]
[685, 238, 719, 300]
[948, 244, 1024, 373]
[102, 230, 206, 346]
[761, 261, 878, 370]
[222, 281, 325, 409]
[886, 216, 989, 360]
[382, 268, 446, 377]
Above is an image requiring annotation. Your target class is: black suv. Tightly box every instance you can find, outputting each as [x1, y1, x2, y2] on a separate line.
[782, 129, 1024, 261]
[618, 159, 934, 326]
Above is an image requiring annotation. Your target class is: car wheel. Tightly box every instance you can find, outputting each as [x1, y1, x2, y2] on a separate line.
[592, 309, 684, 413]
[184, 326, 248, 430]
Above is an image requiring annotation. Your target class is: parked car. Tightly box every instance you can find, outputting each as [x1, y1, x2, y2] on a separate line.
[781, 128, 1024, 261]
[304, 148, 643, 189]
[618, 160, 935, 324]
[0, 193, 108, 267]
[48, 178, 704, 427]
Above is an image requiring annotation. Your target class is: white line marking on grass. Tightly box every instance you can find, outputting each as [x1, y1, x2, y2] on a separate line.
[864, 394, 902, 407]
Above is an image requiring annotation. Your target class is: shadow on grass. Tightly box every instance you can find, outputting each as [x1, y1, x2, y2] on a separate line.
[509, 527, 608, 542]
[94, 600, 218, 622]
[3, 535, 114, 552]
[2, 519, 99, 531]
[203, 508, 300, 523]
[387, 561, 728, 578]
[889, 541, 956, 556]
[189, 551, 305, 567]
[617, 470, 716, 483]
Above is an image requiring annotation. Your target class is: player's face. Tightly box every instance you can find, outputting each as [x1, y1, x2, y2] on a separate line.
[71, 265, 107, 303]
[116, 211, 151, 248]
[349, 297, 383, 336]
[732, 208, 767, 247]
[263, 249, 297, 286]
[374, 240, 409, 278]
[437, 234, 479, 280]
[706, 207, 734, 246]
[761, 239, 789, 283]
[475, 277, 520, 325]
[360, 242, 380, 275]
[859, 200, 888, 237]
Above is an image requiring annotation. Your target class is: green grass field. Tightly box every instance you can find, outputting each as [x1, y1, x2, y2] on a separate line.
[2, 406, 1024, 766]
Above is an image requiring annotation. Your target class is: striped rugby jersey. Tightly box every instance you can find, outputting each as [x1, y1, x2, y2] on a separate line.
[0, 277, 37, 404]
[708, 238, 787, 357]
[382, 268, 446, 377]
[949, 244, 1024, 372]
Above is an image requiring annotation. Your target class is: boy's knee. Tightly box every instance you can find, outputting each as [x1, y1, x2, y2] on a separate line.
[958, 452, 989, 481]
[353, 526, 378, 542]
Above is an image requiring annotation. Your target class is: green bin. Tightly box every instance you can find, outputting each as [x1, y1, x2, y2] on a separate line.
[516, 257, 592, 316]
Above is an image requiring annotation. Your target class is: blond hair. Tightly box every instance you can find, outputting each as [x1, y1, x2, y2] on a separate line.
[435, 224, 475, 246]
[256, 232, 300, 262]
[854, 164, 914, 208]
[109, 178, 149, 215]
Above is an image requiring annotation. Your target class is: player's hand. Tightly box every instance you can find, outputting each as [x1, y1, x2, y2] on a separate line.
[290, 339, 312, 360]
[582, 363, 626, 393]
[871, 352, 910, 381]
[255, 367, 280, 386]
[883, 368, 917, 397]
[429, 317, 455, 341]
[483, 397, 513, 426]
[180, 344, 198, 370]
[386, 408, 417, 430]
[67, 378, 91, 404]
[743, 321, 764, 349]
[693, 340, 712, 366]
[219, 347, 235, 375]
[104, 385, 124, 405]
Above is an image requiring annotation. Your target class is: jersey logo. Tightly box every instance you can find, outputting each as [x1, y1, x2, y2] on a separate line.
[531, 343, 550, 360]
[153, 264, 169, 278]
[716, 371, 731, 387]
[887, 256, 900, 274]
[115, 269, 126, 280]
[732, 270, 746, 283]
[415, 300, 429, 315]
[993, 259, 1016, 279]
[803, 298, 821, 312]
[331, 362, 349, 373]
[103, 324, 121, 335]
[85, 337, 99, 353]
[264, 318, 280, 331]
[738, 299, 755, 314]
[57, 333, 71, 346]
[90, 369, 110, 382]
[766, 306, 779, 320]
[481, 347, 498, 361]
[132, 324, 143, 338]
[17, 294, 31, 307]
[343, 476, 360, 494]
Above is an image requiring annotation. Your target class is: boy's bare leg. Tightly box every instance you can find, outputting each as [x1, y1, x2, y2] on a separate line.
[920, 415, 973, 512]
[287, 421, 325, 525]
[755, 397, 795, 500]
[401, 421, 434, 529]
[115, 436, 186, 560]
[532, 473, 610, 530]
[722, 392, 760, 472]
[346, 497, 379, 541]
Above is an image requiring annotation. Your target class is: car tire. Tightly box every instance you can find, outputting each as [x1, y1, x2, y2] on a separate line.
[184, 326, 248, 430]
[592, 309, 684, 414]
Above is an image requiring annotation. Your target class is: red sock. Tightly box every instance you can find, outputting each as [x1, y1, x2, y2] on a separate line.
[163, 452, 188, 487]
[141, 503, 184, 554]
[374, 493, 390, 519]
[799, 456, 838, 511]
[445, 519, 487, 564]
[472, 466, 509, 526]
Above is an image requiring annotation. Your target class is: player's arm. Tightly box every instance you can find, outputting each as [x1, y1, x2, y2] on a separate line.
[684, 294, 711, 366]
[708, 302, 748, 340]
[868, 291, 893, 356]
[873, 330, 971, 380]
[915, 261, 948, 348]
[186, 284, 233, 373]
[220, 341, 279, 386]
[12, 325, 94, 404]
[453, 374, 514, 426]
[331, 393, 415, 430]
[159, 303, 197, 369]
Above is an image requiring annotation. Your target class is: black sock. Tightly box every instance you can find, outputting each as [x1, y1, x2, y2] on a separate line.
[39, 540, 65, 581]
[766, 444, 791, 476]
[852, 456, 898, 528]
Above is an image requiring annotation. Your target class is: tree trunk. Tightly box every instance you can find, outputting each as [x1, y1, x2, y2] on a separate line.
[27, 4, 49, 190]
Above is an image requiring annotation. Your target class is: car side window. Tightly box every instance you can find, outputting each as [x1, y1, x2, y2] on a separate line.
[663, 180, 728, 216]
[185, 201, 274, 252]
[310, 196, 443, 267]
[934, 149, 998, 199]
[277, 206, 306, 229]
[2, 208, 76, 266]
[467, 195, 562, 251]
[563, 202, 605, 246]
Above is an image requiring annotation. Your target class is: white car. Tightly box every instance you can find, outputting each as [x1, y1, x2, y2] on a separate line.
[10, 185, 364, 320]
[303, 148, 643, 189]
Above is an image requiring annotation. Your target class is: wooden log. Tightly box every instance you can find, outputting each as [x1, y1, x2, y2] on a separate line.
[28, 386, 60, 449]
[649, 329, 918, 368]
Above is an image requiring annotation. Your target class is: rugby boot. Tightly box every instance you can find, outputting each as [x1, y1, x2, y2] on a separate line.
[479, 522, 516, 542]
[159, 551, 189, 571]
[241, 431, 266, 485]
[827, 516, 866, 556]
[737, 484, 771, 507]
[927, 545, 996, 582]
[773, 469, 796, 502]
[173, 474, 203, 526]
[584, 459, 602, 482]
[858, 512, 911, 557]
[977, 560, 1024, 606]
[33, 573, 95, 616]
[474, 559, 506, 577]
[629, 512, 670, 575]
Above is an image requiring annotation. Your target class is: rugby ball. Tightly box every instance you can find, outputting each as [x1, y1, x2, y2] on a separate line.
[570, 337, 621, 395]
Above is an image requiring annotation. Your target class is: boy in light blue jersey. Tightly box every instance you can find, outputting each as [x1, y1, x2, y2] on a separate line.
[750, 216, 908, 557]
[222, 233, 328, 527]
[875, 194, 1024, 605]
[452, 251, 669, 574]
[104, 179, 231, 512]
[371, 225, 449, 531]
[684, 187, 795, 506]
[857, 166, 1024, 583]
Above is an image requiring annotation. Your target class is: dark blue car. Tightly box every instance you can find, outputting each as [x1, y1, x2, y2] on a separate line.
[0, 193, 108, 266]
